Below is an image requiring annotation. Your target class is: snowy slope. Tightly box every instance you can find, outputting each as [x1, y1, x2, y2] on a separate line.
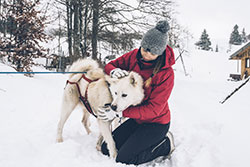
[1, 46, 250, 167]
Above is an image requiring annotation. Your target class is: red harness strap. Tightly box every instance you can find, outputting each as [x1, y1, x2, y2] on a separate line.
[66, 74, 98, 118]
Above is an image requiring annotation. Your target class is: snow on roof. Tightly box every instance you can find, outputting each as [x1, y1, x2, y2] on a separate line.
[229, 41, 250, 60]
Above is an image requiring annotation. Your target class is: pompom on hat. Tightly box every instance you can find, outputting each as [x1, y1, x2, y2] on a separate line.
[141, 20, 170, 55]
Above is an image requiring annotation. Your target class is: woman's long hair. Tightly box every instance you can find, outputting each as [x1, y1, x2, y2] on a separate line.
[144, 54, 165, 88]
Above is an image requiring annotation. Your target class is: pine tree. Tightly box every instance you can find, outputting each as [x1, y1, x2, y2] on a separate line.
[195, 29, 212, 51]
[241, 28, 248, 43]
[229, 24, 242, 45]
[0, 0, 50, 74]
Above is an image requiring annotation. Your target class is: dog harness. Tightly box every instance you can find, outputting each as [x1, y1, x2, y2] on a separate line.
[66, 74, 98, 118]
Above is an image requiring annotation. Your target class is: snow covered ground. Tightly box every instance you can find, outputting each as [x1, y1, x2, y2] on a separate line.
[1, 46, 250, 167]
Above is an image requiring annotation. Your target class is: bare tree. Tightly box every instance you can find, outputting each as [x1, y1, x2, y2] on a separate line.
[81, 0, 90, 56]
[66, 0, 73, 58]
[92, 0, 99, 60]
[52, 0, 183, 63]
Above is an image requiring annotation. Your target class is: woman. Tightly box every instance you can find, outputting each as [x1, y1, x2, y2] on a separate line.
[98, 20, 175, 165]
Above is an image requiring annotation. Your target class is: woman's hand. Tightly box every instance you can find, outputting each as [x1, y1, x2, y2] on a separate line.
[97, 105, 123, 121]
[110, 68, 129, 79]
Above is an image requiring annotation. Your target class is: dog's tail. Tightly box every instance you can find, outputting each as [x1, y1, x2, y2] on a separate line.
[68, 58, 104, 82]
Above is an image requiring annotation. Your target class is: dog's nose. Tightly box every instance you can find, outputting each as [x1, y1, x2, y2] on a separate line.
[111, 105, 117, 111]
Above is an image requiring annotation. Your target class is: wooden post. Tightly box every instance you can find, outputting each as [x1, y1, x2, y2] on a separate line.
[237, 60, 239, 73]
[176, 49, 188, 76]
[220, 77, 250, 104]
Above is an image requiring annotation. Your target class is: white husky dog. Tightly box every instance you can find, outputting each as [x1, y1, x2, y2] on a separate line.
[56, 59, 144, 158]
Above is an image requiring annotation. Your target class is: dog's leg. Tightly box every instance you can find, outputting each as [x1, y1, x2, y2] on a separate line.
[96, 134, 103, 151]
[97, 120, 117, 158]
[56, 92, 78, 143]
[56, 104, 76, 142]
[81, 109, 91, 134]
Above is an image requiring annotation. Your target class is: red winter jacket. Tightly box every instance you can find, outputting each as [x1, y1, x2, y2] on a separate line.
[104, 45, 175, 124]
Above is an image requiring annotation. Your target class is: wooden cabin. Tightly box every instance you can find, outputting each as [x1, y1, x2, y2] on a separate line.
[229, 41, 250, 80]
[45, 54, 71, 72]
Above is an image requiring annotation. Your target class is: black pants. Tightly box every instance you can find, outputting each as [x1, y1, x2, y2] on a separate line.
[101, 119, 171, 165]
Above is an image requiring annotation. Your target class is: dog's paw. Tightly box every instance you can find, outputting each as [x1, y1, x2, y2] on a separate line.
[96, 145, 101, 151]
[86, 129, 91, 135]
[56, 138, 63, 143]
[110, 150, 117, 159]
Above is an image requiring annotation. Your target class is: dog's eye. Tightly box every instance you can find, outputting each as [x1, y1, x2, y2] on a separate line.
[115, 92, 117, 95]
[122, 94, 127, 97]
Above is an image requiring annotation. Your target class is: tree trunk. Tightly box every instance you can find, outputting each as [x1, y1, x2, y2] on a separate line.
[73, 0, 80, 60]
[79, 0, 84, 57]
[92, 0, 99, 60]
[83, 0, 89, 56]
[66, 0, 73, 59]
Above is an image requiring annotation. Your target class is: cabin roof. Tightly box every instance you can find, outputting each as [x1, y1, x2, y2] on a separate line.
[229, 41, 250, 60]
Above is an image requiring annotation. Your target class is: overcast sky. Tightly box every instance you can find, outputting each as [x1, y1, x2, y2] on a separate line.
[176, 0, 250, 43]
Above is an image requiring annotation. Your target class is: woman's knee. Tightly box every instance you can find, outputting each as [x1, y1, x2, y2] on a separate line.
[115, 149, 138, 165]
[116, 152, 131, 164]
[102, 143, 134, 164]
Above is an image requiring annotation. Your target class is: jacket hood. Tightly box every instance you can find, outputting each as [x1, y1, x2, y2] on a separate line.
[162, 45, 175, 69]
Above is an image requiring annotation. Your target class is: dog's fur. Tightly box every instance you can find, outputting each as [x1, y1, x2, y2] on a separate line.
[56, 59, 144, 158]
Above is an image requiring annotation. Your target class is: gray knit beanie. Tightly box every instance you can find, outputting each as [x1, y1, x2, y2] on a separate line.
[141, 20, 170, 55]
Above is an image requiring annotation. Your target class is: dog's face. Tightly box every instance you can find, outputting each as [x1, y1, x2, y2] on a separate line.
[105, 72, 144, 112]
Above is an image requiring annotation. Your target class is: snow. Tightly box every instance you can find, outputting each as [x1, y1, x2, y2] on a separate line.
[1, 0, 250, 166]
[170, 46, 250, 167]
[1, 44, 250, 167]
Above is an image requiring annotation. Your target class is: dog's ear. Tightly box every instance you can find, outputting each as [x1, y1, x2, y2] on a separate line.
[129, 71, 144, 87]
[129, 72, 137, 87]
[104, 75, 118, 86]
[105, 80, 110, 87]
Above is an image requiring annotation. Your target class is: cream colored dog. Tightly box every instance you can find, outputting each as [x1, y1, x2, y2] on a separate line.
[56, 59, 144, 158]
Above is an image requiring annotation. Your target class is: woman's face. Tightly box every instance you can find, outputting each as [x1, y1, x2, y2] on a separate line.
[141, 48, 159, 61]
